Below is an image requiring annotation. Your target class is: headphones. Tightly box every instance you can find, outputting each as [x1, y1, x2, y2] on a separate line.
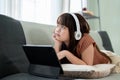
[69, 13, 81, 40]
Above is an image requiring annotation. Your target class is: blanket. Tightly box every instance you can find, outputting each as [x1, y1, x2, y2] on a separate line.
[101, 50, 120, 73]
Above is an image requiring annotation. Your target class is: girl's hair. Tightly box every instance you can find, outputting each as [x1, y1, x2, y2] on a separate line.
[96, 45, 112, 63]
[57, 13, 112, 63]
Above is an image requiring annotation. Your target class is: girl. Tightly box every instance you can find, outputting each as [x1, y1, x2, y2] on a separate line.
[52, 13, 111, 65]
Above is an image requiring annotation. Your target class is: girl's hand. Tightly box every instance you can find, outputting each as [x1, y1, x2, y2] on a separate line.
[52, 32, 58, 42]
[52, 32, 62, 45]
[57, 50, 67, 60]
[52, 31, 62, 53]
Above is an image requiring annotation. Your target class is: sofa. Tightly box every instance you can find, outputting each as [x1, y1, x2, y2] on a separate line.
[0, 14, 120, 80]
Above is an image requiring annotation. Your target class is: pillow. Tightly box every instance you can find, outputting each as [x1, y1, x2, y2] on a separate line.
[62, 64, 115, 79]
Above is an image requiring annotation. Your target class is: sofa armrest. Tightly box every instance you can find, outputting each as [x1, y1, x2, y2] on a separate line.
[98, 31, 114, 52]
[0, 14, 29, 78]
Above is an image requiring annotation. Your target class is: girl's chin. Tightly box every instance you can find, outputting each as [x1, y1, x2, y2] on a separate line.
[56, 38, 61, 41]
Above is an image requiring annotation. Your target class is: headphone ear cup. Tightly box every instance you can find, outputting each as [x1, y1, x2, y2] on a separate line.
[75, 31, 81, 40]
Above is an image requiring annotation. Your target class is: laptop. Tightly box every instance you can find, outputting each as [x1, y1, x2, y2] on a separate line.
[23, 44, 64, 79]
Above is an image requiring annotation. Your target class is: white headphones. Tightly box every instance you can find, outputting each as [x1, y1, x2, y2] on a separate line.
[69, 13, 81, 40]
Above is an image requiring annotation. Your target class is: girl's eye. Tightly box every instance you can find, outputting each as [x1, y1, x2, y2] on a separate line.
[61, 26, 66, 29]
[56, 24, 67, 31]
[57, 24, 65, 28]
[57, 24, 63, 27]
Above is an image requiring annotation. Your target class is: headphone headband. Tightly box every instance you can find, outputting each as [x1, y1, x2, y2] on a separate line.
[69, 13, 81, 40]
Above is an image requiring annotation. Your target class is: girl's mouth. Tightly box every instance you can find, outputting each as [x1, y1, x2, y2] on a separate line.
[55, 33, 60, 36]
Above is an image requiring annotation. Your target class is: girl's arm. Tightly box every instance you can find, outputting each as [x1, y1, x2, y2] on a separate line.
[81, 44, 94, 65]
[57, 44, 94, 65]
[53, 41, 62, 53]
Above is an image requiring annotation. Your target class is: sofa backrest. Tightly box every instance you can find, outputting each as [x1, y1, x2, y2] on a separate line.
[21, 21, 55, 45]
[21, 21, 114, 52]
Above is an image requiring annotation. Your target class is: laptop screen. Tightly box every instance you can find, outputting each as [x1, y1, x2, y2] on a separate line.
[23, 44, 64, 78]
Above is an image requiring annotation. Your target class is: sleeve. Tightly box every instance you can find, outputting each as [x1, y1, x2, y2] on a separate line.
[77, 34, 96, 55]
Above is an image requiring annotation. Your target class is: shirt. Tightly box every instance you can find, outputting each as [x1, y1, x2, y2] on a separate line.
[76, 33, 109, 65]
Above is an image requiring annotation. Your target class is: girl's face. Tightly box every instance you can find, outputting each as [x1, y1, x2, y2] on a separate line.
[54, 24, 69, 42]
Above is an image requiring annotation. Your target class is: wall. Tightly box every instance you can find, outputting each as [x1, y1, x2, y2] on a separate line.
[88, 0, 120, 55]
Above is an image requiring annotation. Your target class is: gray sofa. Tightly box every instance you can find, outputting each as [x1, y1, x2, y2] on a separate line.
[0, 14, 119, 80]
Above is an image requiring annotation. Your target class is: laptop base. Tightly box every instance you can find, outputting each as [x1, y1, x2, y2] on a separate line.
[28, 64, 62, 79]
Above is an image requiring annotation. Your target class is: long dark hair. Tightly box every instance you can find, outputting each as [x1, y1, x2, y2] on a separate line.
[57, 13, 90, 55]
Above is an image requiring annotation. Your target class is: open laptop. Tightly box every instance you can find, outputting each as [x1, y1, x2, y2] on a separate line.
[22, 44, 64, 79]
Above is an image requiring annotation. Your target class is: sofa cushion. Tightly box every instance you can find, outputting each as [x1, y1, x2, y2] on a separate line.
[0, 73, 57, 80]
[89, 31, 105, 50]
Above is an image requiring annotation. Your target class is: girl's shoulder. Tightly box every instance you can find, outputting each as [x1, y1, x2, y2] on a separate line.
[79, 33, 95, 45]
[76, 33, 95, 54]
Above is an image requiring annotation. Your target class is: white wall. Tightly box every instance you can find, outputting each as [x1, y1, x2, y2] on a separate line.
[100, 0, 120, 55]
[88, 0, 120, 55]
